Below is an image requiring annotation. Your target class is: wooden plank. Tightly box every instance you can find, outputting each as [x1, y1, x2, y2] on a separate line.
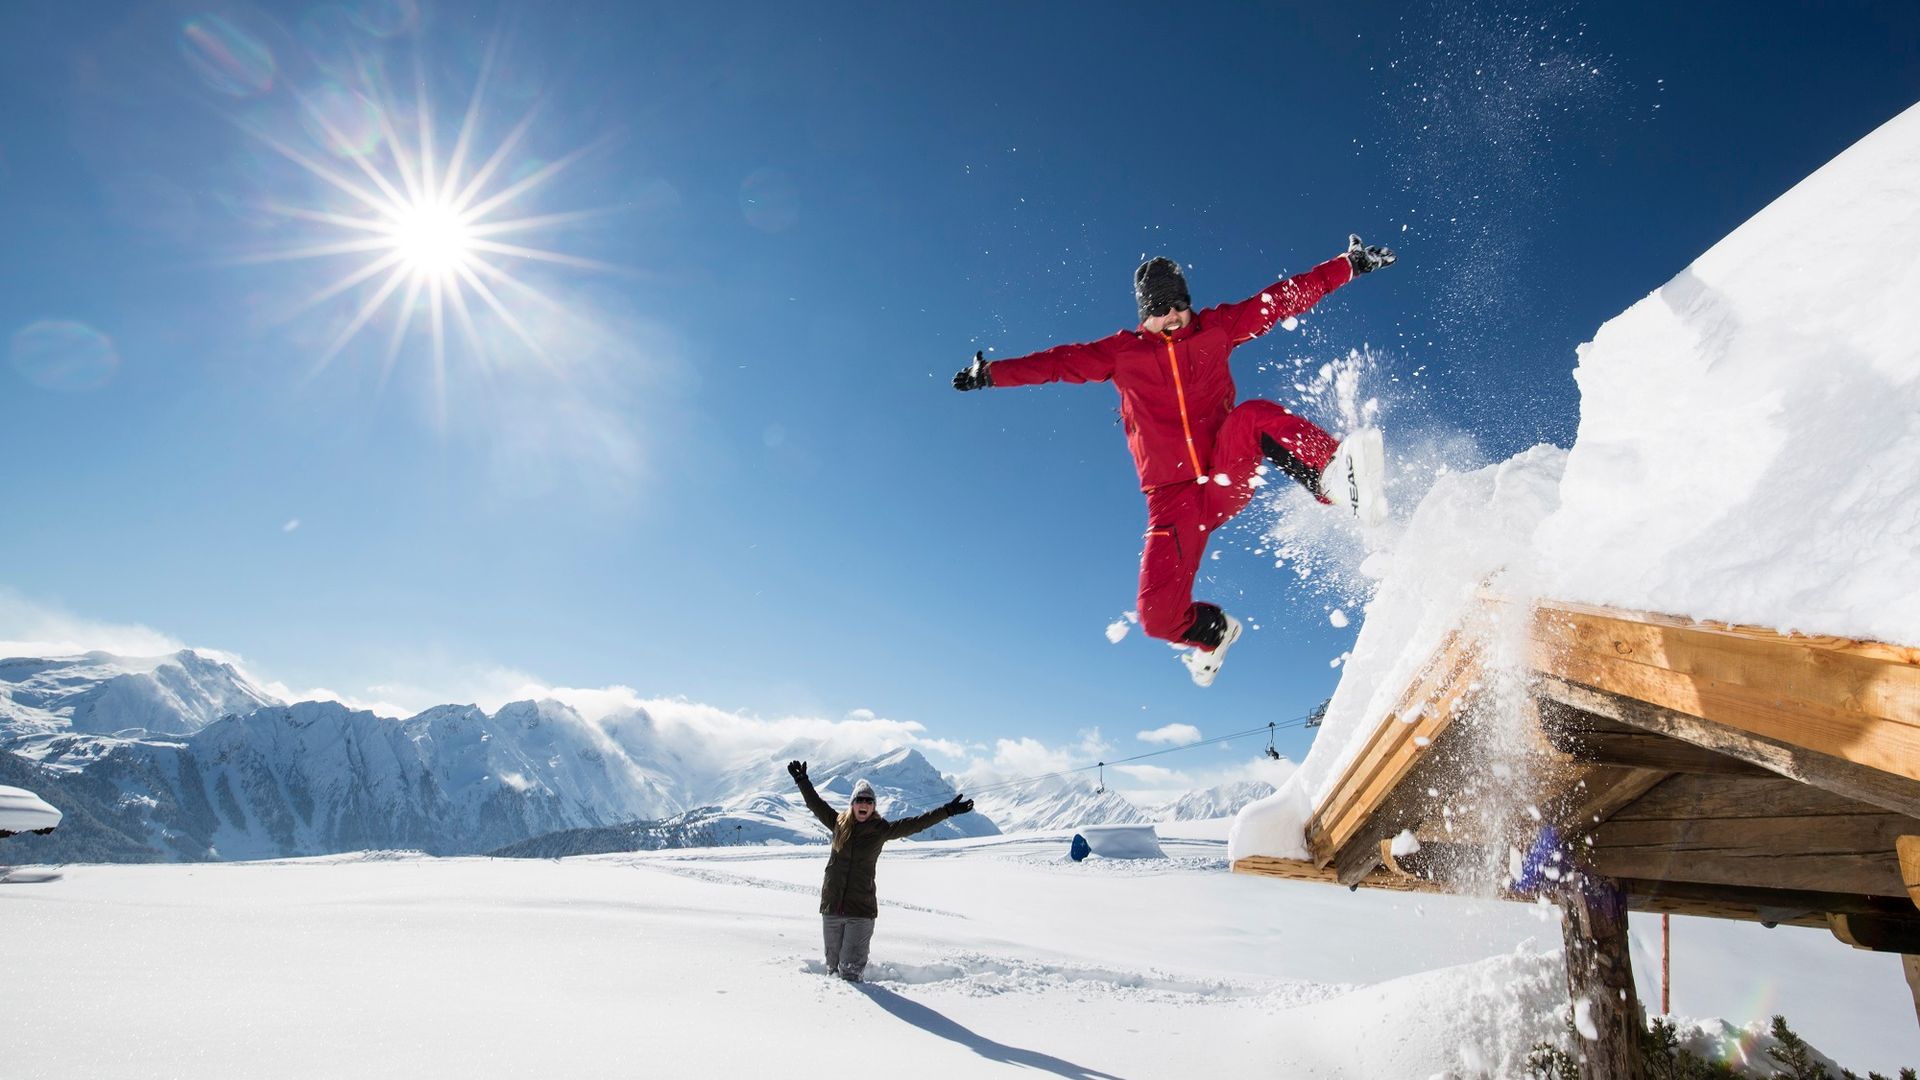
[1593, 848, 1900, 897]
[1535, 600, 1920, 662]
[1595, 773, 1909, 896]
[1306, 633, 1484, 865]
[1536, 675, 1920, 821]
[1610, 772, 1900, 822]
[1542, 646, 1920, 783]
[1536, 600, 1920, 701]
[1599, 813, 1914, 854]
[1229, 855, 1441, 894]
[1306, 630, 1473, 856]
[1539, 701, 1771, 776]
[1531, 604, 1920, 783]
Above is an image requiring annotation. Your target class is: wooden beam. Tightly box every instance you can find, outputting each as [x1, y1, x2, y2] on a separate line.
[1530, 602, 1920, 785]
[1829, 913, 1920, 954]
[1537, 675, 1920, 821]
[1618, 877, 1917, 923]
[1559, 872, 1646, 1080]
[1900, 835, 1920, 912]
[1560, 766, 1674, 834]
[1230, 855, 1443, 894]
[1904, 956, 1920, 1028]
[1306, 631, 1484, 866]
[1539, 700, 1771, 776]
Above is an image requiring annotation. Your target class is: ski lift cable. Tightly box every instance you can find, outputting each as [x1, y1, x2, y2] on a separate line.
[961, 708, 1323, 797]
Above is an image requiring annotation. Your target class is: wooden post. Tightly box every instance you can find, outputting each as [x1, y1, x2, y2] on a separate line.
[1560, 871, 1647, 1080]
[1903, 956, 1920, 1028]
[1661, 914, 1670, 1015]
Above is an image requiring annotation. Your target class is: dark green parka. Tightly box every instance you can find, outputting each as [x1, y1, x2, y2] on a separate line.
[797, 775, 955, 918]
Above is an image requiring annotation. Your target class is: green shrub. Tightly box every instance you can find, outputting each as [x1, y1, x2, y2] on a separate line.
[1528, 1012, 1902, 1079]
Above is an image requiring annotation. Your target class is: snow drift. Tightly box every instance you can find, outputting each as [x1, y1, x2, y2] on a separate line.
[1535, 100, 1920, 645]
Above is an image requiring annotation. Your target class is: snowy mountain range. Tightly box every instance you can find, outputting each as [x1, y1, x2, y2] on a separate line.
[492, 748, 1001, 857]
[0, 650, 277, 737]
[1151, 779, 1276, 822]
[968, 773, 1153, 834]
[0, 649, 1258, 862]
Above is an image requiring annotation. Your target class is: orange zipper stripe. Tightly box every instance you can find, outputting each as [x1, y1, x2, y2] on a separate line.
[1163, 337, 1203, 479]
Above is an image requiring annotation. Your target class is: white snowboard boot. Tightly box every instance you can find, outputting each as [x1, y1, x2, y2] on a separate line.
[1320, 427, 1388, 528]
[1180, 612, 1243, 688]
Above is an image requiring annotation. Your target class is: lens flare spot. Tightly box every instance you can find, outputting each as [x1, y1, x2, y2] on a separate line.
[10, 321, 119, 391]
[301, 82, 383, 157]
[297, 5, 367, 77]
[179, 15, 276, 98]
[741, 168, 799, 233]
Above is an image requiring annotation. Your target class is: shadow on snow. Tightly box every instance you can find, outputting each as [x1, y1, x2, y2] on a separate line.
[852, 982, 1129, 1080]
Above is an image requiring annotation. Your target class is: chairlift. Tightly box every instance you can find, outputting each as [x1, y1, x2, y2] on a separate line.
[1265, 721, 1281, 760]
[1305, 697, 1330, 729]
[1095, 762, 1106, 795]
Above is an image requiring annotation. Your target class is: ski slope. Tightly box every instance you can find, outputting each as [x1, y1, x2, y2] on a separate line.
[5, 824, 1915, 1077]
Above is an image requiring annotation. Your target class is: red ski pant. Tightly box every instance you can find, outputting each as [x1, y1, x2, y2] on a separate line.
[1137, 400, 1338, 645]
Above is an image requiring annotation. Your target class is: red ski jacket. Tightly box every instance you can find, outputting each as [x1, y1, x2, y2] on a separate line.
[986, 255, 1354, 490]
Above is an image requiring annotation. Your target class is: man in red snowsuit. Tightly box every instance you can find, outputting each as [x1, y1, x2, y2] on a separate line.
[954, 235, 1395, 686]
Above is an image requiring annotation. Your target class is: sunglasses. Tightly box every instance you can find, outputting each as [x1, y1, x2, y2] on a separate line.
[852, 796, 876, 805]
[1146, 300, 1190, 318]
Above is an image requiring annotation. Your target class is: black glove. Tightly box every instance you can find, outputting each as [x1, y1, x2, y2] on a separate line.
[1346, 233, 1396, 275]
[943, 794, 974, 816]
[952, 351, 992, 392]
[787, 760, 808, 782]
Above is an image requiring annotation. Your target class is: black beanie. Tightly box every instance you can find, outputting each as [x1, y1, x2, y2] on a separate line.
[1134, 257, 1191, 323]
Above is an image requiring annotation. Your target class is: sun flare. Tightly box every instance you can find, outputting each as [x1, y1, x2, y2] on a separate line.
[230, 42, 615, 401]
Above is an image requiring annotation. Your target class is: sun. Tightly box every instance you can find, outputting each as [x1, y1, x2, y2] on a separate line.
[389, 198, 474, 280]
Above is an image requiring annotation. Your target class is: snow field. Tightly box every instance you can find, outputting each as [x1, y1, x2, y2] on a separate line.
[6, 829, 1918, 1077]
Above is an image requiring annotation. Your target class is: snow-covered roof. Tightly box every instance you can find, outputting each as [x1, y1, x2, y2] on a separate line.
[1233, 98, 1920, 865]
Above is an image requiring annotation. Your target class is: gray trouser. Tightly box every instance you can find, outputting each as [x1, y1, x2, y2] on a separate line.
[822, 915, 875, 979]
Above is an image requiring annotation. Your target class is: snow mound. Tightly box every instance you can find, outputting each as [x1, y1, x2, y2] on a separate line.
[1075, 823, 1166, 859]
[1536, 100, 1920, 645]
[1259, 945, 1569, 1079]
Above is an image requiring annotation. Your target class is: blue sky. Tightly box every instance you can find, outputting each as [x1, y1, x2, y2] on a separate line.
[2, 1, 1915, 788]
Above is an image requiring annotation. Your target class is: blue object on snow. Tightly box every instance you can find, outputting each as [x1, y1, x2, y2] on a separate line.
[1069, 834, 1091, 862]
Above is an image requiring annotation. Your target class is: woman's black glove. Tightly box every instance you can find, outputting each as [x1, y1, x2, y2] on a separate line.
[1346, 233, 1397, 274]
[952, 351, 992, 391]
[787, 760, 808, 782]
[943, 794, 974, 816]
